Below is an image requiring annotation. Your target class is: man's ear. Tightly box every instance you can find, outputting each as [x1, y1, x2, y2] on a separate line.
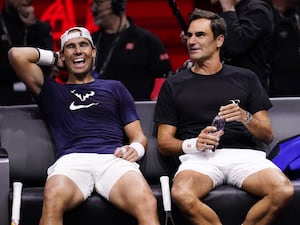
[56, 51, 65, 69]
[216, 34, 225, 48]
[60, 51, 65, 61]
[92, 48, 97, 58]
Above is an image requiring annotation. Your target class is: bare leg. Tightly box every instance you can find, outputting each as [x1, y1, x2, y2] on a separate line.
[242, 168, 294, 225]
[171, 170, 222, 225]
[39, 175, 85, 225]
[109, 171, 160, 225]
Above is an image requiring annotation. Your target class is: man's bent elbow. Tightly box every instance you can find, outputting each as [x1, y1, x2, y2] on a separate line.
[8, 47, 19, 65]
[264, 131, 274, 145]
[157, 143, 167, 155]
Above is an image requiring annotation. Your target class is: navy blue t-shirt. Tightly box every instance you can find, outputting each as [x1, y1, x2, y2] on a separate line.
[38, 76, 139, 159]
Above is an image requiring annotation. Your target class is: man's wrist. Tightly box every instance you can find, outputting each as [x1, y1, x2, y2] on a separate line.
[129, 142, 145, 160]
[182, 138, 198, 154]
[36, 48, 58, 66]
[244, 111, 253, 124]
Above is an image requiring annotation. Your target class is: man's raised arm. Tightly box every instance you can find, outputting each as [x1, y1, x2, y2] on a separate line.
[8, 47, 57, 96]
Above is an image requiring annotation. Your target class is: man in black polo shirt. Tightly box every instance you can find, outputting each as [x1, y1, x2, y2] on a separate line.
[90, 0, 172, 100]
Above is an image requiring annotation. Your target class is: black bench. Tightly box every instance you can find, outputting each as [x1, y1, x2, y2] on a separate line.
[1, 98, 300, 225]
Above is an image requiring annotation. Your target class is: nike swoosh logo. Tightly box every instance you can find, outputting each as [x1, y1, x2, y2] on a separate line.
[69, 101, 99, 111]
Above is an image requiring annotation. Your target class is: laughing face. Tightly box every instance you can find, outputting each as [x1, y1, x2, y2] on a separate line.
[61, 33, 96, 80]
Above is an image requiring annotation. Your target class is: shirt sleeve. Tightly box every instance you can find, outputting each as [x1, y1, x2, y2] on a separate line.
[154, 79, 178, 126]
[246, 71, 272, 114]
[117, 81, 140, 125]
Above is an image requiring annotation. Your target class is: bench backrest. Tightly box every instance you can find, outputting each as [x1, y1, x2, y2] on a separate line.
[268, 97, 300, 153]
[0, 105, 55, 186]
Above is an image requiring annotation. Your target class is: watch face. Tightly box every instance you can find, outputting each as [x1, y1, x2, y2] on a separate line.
[247, 112, 252, 123]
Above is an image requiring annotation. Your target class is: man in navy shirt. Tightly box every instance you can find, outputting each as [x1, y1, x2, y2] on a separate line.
[8, 26, 160, 225]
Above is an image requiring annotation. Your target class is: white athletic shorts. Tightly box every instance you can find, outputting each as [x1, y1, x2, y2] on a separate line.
[176, 148, 280, 188]
[47, 153, 141, 200]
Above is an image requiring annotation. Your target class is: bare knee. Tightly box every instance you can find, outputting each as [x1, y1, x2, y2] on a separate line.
[43, 183, 67, 209]
[130, 189, 158, 221]
[171, 183, 195, 209]
[43, 176, 78, 211]
[273, 180, 294, 205]
[143, 192, 158, 210]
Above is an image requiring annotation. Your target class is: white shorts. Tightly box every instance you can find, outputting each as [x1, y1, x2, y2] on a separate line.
[47, 153, 141, 200]
[177, 149, 280, 188]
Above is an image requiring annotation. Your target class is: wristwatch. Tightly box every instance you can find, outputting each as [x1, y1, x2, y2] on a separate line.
[246, 111, 253, 124]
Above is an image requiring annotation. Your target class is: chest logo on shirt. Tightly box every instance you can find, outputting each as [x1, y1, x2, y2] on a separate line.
[69, 90, 99, 111]
[125, 42, 134, 50]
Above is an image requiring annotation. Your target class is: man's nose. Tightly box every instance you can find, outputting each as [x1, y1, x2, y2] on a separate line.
[74, 45, 82, 53]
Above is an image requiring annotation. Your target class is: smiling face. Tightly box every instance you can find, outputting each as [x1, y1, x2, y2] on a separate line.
[61, 32, 96, 82]
[185, 18, 224, 63]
